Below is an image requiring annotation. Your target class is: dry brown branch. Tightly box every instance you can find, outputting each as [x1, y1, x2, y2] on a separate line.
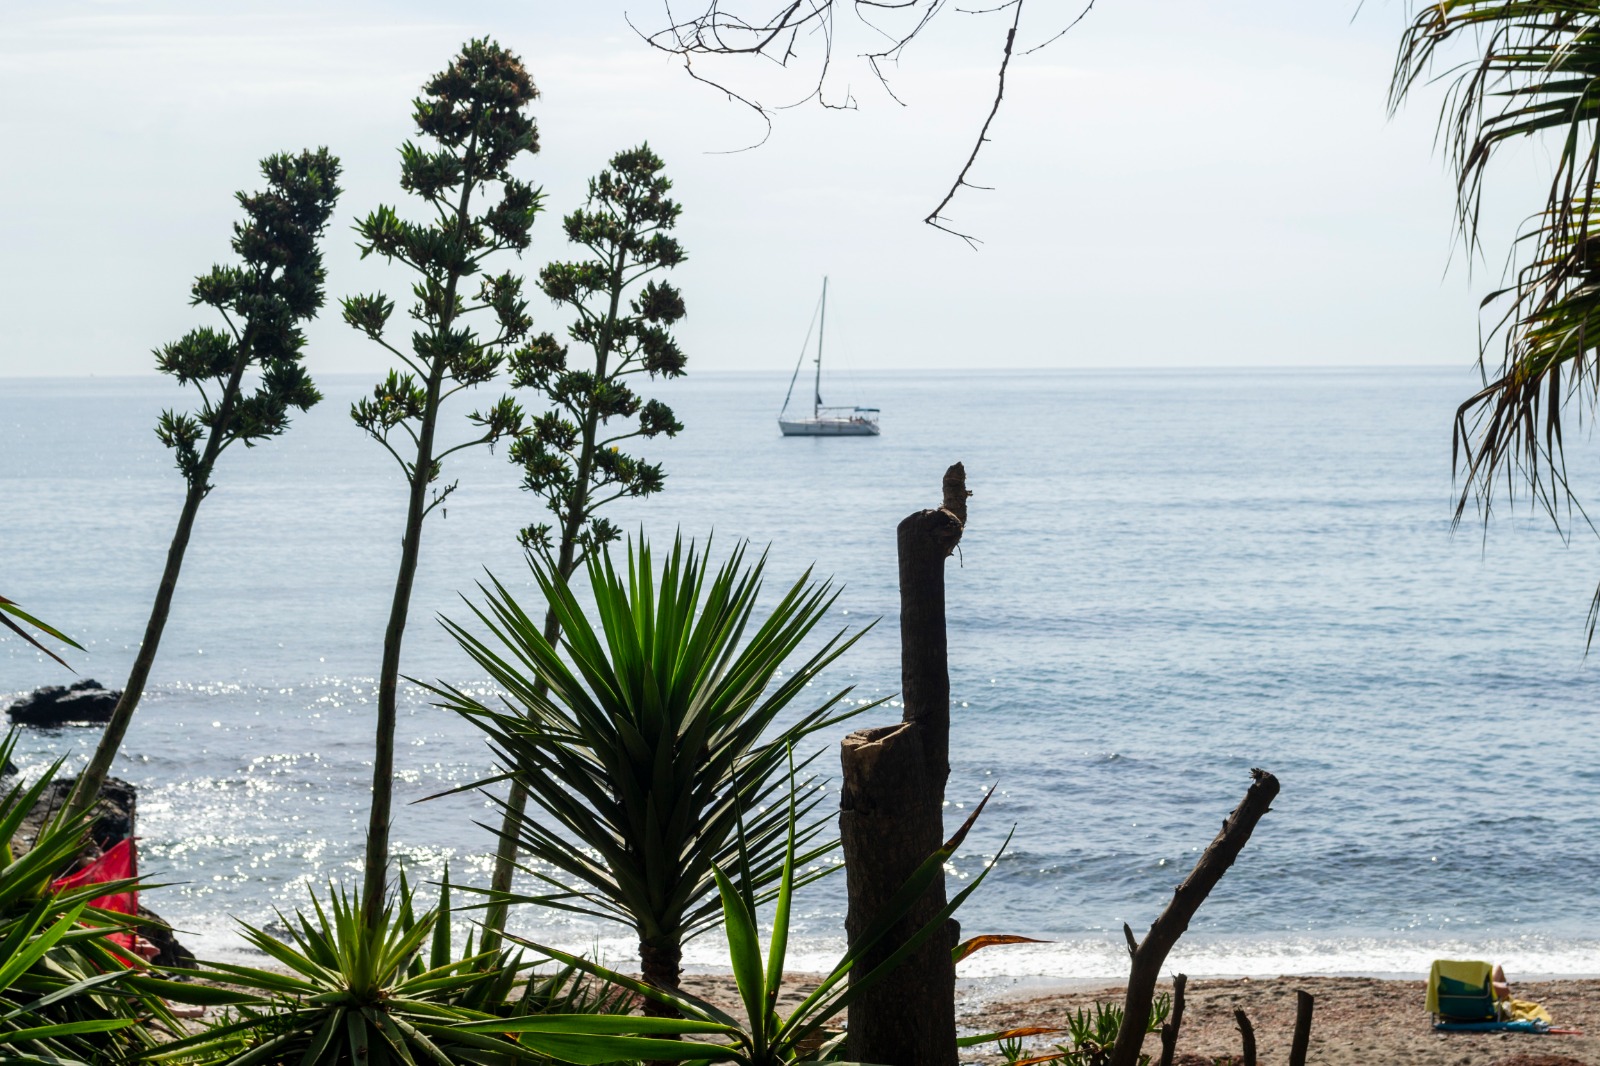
[921, 0, 1023, 247]
[1234, 1010, 1256, 1066]
[1288, 990, 1314, 1066]
[1158, 973, 1187, 1066]
[1108, 769, 1281, 1066]
[633, 0, 1098, 240]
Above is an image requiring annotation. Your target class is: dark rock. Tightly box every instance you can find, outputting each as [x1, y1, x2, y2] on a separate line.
[136, 906, 197, 969]
[7, 679, 121, 727]
[11, 775, 194, 966]
[16, 775, 136, 854]
[75, 777, 136, 852]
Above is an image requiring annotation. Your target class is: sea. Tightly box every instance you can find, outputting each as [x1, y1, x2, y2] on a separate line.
[4, 367, 1599, 984]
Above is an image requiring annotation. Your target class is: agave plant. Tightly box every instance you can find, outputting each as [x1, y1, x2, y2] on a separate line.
[147, 870, 557, 1065]
[456, 778, 1008, 1066]
[968, 1000, 1169, 1066]
[0, 730, 198, 1064]
[432, 535, 877, 1005]
[1030, 998, 1169, 1066]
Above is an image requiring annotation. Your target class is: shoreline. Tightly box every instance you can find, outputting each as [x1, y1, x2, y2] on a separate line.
[174, 918, 1600, 977]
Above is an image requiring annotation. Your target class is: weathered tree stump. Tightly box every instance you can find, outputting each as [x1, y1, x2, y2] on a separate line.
[840, 463, 969, 1066]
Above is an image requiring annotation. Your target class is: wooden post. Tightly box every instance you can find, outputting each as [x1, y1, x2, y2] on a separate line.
[840, 463, 969, 1066]
[1108, 769, 1280, 1066]
[1234, 1010, 1257, 1066]
[1289, 990, 1315, 1066]
[1157, 973, 1187, 1066]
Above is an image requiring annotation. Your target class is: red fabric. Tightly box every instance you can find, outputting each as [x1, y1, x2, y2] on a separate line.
[52, 838, 137, 951]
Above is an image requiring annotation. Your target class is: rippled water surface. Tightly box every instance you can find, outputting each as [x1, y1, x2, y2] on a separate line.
[5, 368, 1599, 978]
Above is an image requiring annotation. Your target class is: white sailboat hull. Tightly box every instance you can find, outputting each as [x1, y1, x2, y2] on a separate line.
[778, 278, 880, 437]
[778, 416, 880, 437]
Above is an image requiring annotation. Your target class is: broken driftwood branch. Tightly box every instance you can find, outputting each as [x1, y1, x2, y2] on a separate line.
[1107, 768, 1280, 1066]
[1234, 1010, 1257, 1066]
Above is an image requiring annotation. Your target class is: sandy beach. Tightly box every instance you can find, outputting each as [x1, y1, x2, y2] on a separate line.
[162, 961, 1600, 1065]
[678, 972, 1600, 1066]
[956, 975, 1600, 1066]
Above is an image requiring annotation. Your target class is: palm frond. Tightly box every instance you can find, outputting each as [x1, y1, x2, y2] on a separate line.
[1394, 3, 1600, 531]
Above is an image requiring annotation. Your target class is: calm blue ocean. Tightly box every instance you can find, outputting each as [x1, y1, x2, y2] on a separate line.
[4, 367, 1599, 980]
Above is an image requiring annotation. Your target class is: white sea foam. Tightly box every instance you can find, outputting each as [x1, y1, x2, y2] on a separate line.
[180, 922, 1600, 982]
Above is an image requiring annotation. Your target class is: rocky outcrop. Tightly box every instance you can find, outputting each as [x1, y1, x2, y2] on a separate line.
[11, 774, 194, 967]
[18, 775, 136, 853]
[136, 905, 197, 969]
[6, 679, 120, 727]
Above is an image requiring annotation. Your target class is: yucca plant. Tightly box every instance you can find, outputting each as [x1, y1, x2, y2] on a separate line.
[147, 869, 551, 1065]
[1045, 998, 1169, 1066]
[432, 536, 876, 1008]
[954, 997, 1169, 1066]
[0, 731, 197, 1064]
[454, 781, 1006, 1065]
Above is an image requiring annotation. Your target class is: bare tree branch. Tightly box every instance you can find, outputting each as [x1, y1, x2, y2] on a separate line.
[632, 0, 1099, 241]
[922, 0, 1023, 247]
[1022, 0, 1095, 56]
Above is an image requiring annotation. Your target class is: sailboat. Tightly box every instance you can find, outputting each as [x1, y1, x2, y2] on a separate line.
[778, 277, 880, 437]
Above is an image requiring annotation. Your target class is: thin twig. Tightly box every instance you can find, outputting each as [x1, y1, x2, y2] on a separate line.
[633, 0, 1098, 242]
[922, 0, 1024, 247]
[1021, 0, 1095, 55]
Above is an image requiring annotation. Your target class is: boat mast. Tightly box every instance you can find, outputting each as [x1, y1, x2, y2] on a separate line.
[814, 276, 827, 419]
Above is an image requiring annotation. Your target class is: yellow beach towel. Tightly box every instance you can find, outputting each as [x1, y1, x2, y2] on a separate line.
[1507, 998, 1552, 1024]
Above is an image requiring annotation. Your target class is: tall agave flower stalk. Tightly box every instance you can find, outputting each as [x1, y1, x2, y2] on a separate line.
[343, 38, 539, 924]
[482, 142, 689, 948]
[65, 149, 341, 822]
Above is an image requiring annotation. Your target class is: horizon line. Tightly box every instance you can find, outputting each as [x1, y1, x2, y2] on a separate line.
[0, 361, 1480, 380]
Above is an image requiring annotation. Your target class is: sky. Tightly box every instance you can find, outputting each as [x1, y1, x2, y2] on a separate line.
[0, 0, 1553, 375]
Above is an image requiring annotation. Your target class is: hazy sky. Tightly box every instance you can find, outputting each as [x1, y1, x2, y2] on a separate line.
[0, 1, 1548, 375]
